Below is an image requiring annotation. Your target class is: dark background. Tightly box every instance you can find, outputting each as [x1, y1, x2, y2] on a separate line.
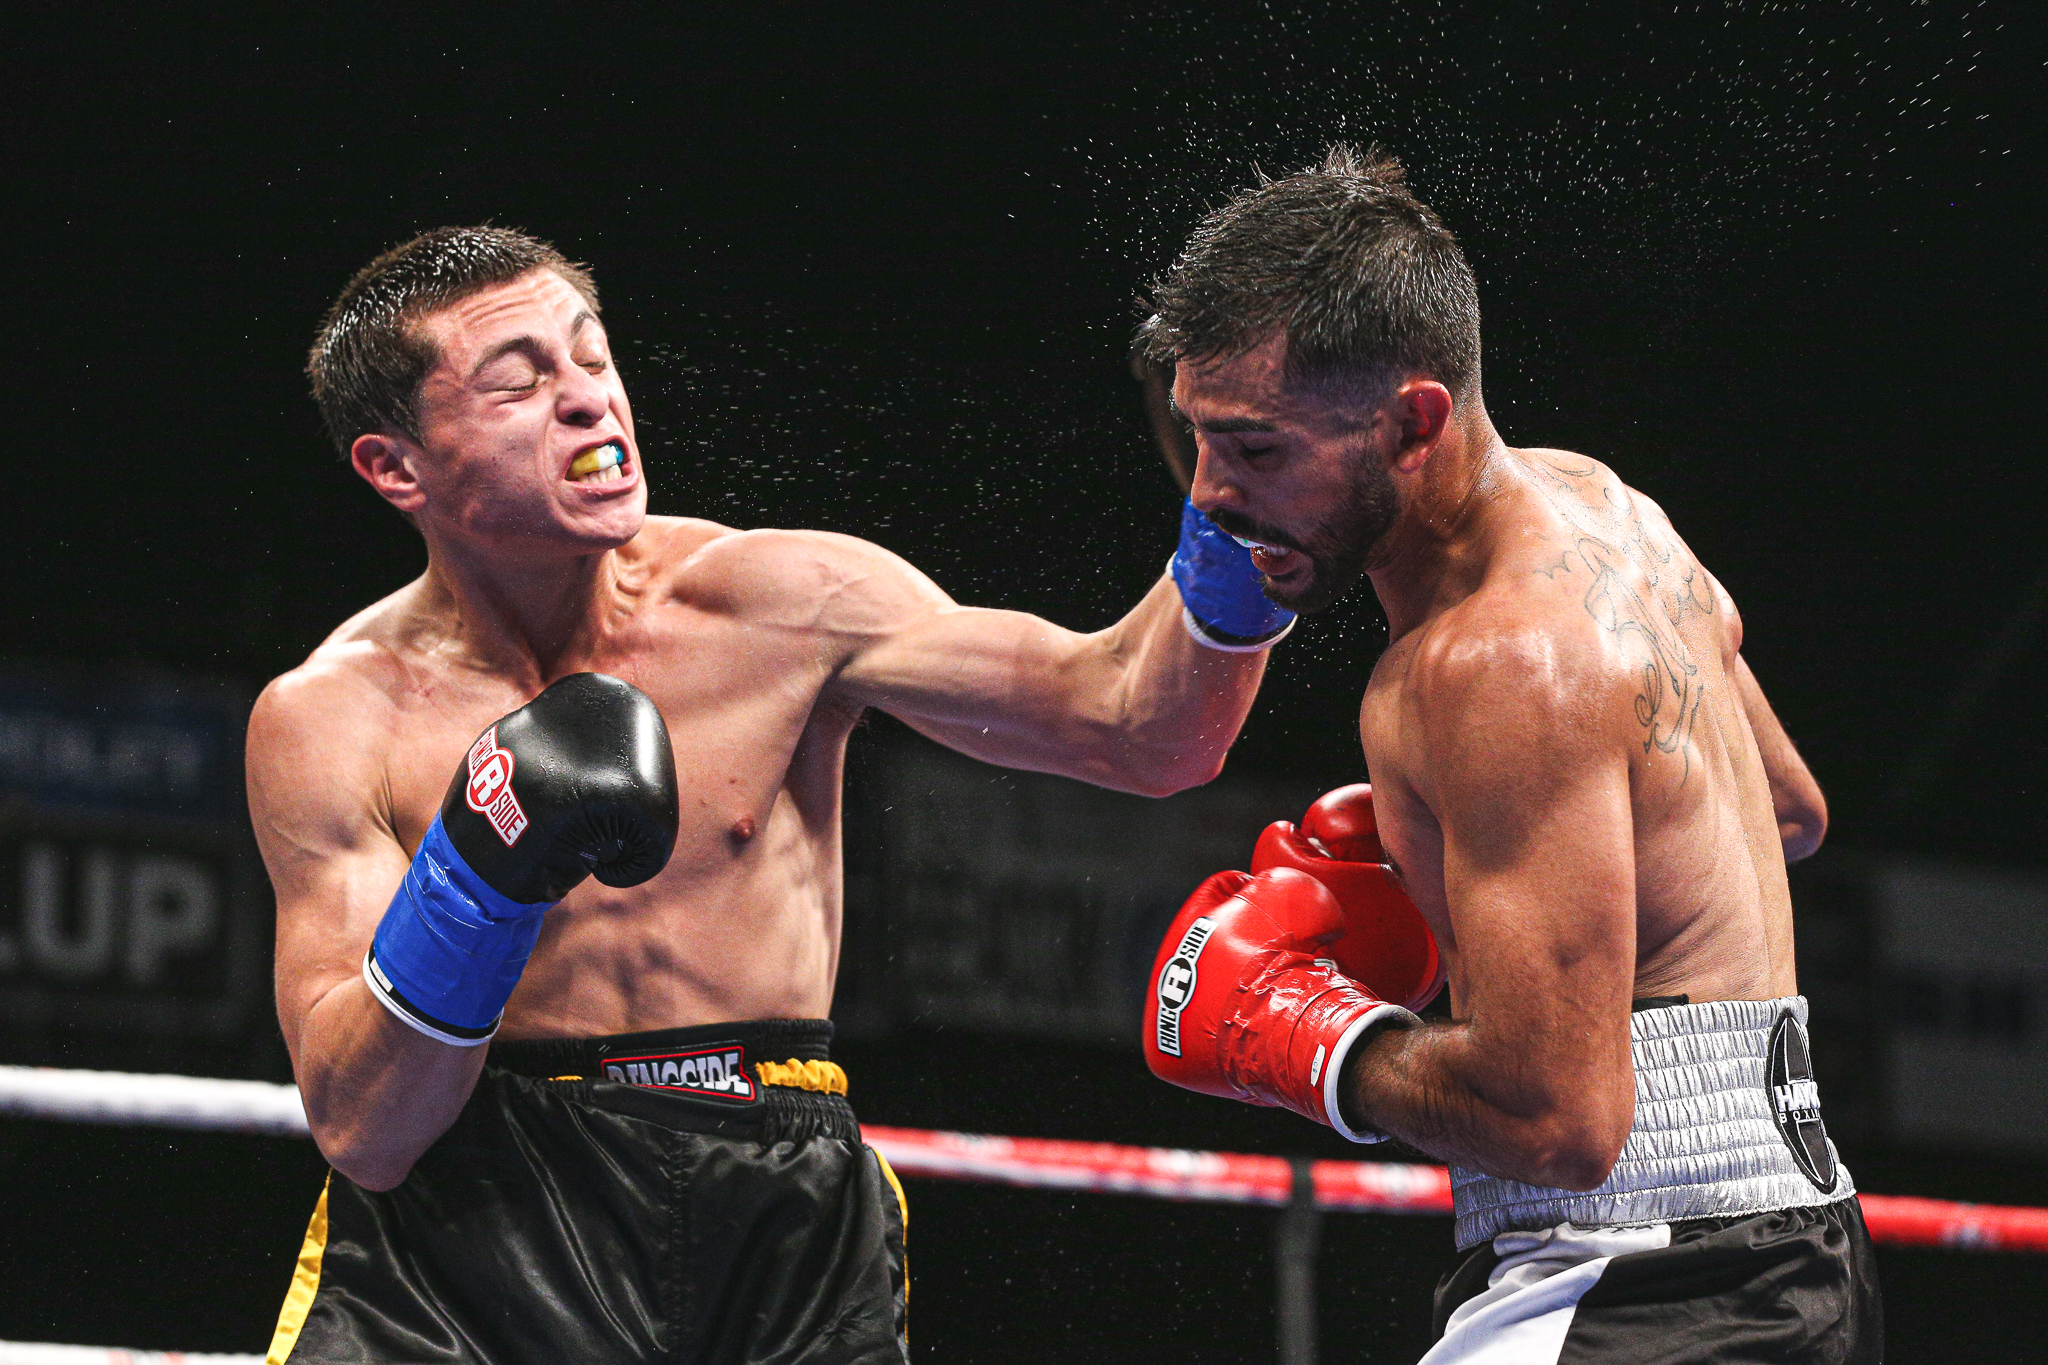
[1, 2, 2042, 1360]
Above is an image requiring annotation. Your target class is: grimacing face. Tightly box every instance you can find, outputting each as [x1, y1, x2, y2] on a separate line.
[399, 269, 646, 552]
[1173, 333, 1399, 614]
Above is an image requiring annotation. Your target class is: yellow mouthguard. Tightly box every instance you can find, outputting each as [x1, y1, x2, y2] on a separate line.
[569, 445, 623, 478]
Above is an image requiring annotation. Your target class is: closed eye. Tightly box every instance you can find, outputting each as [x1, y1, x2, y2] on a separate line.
[475, 353, 543, 393]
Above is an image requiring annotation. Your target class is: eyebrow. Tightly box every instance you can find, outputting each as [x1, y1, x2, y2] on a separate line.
[469, 334, 546, 380]
[1164, 391, 1279, 435]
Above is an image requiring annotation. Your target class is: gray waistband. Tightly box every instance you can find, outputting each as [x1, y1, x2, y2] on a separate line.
[1451, 996, 1854, 1249]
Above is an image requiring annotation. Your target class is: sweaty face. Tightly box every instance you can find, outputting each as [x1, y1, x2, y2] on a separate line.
[1175, 334, 1399, 614]
[406, 270, 645, 552]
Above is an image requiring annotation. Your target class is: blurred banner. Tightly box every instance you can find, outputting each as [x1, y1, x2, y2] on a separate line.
[840, 736, 1327, 1043]
[0, 663, 266, 1070]
[1875, 859, 2047, 1152]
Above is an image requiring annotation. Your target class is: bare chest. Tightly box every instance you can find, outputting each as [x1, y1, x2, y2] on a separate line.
[378, 611, 847, 864]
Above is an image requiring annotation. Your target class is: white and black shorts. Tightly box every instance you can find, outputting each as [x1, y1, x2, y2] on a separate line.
[1424, 1198, 1881, 1364]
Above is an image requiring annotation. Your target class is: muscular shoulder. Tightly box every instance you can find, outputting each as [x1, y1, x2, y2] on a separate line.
[657, 519, 950, 636]
[251, 645, 407, 807]
[248, 585, 439, 820]
[1408, 583, 1639, 747]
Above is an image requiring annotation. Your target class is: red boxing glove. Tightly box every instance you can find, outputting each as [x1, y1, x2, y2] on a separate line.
[1144, 867, 1417, 1142]
[1251, 784, 1445, 1012]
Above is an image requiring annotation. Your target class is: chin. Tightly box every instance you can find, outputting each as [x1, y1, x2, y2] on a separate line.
[577, 512, 646, 551]
[566, 491, 649, 548]
[1269, 559, 1367, 616]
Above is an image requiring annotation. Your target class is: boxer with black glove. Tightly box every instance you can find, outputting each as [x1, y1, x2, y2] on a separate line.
[363, 673, 678, 1045]
[259, 228, 1281, 1364]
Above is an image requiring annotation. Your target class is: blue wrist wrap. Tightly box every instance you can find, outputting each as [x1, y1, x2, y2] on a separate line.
[1169, 498, 1297, 649]
[364, 816, 551, 1046]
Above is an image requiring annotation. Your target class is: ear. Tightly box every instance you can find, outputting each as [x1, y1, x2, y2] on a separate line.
[1391, 380, 1456, 474]
[350, 431, 428, 513]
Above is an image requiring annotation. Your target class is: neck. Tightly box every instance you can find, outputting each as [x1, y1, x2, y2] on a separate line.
[415, 532, 622, 685]
[1367, 409, 1512, 641]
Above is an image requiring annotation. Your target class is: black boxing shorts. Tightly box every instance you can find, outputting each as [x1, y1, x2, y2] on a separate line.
[265, 1020, 909, 1365]
[1423, 1198, 1883, 1364]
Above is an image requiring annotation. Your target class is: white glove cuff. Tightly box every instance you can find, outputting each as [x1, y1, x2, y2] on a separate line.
[364, 951, 499, 1048]
[1321, 1001, 1420, 1143]
[1179, 604, 1298, 653]
[1167, 555, 1297, 652]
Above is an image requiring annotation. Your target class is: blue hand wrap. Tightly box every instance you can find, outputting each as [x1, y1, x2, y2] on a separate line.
[1169, 498, 1297, 650]
[363, 816, 551, 1046]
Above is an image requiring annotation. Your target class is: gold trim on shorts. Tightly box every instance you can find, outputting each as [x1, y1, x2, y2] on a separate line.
[266, 1173, 331, 1365]
[754, 1058, 849, 1095]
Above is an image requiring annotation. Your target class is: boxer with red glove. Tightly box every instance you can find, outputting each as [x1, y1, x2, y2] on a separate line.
[1144, 866, 1418, 1143]
[1250, 784, 1444, 1012]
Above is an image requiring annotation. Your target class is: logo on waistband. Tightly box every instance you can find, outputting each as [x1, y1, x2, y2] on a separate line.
[1155, 916, 1216, 1059]
[602, 1043, 757, 1104]
[1768, 1012, 1837, 1193]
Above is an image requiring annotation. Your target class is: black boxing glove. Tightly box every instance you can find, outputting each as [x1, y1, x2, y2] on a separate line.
[364, 673, 679, 1045]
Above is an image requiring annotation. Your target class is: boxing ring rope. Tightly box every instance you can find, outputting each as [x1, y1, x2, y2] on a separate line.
[3, 1064, 2046, 1363]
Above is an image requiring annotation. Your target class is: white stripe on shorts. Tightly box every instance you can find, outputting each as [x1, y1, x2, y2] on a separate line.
[1417, 1222, 1672, 1365]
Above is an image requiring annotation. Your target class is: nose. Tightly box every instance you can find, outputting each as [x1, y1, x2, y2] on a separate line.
[1189, 441, 1242, 519]
[556, 360, 609, 429]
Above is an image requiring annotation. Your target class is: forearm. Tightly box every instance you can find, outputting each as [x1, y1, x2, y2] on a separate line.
[1091, 574, 1268, 790]
[293, 975, 488, 1189]
[1342, 1019, 1630, 1191]
[882, 576, 1267, 795]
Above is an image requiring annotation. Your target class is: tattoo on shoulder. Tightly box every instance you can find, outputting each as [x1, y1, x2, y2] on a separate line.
[1526, 453, 1709, 778]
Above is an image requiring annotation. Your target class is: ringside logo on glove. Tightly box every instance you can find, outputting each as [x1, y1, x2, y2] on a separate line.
[1154, 916, 1217, 1058]
[463, 724, 529, 847]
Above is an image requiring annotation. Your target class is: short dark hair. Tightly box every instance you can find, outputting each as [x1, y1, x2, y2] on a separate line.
[307, 226, 599, 455]
[1140, 144, 1480, 404]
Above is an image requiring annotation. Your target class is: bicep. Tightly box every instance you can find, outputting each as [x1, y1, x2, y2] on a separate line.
[1418, 645, 1639, 1097]
[1436, 729, 1638, 1028]
[840, 600, 1106, 756]
[824, 535, 1118, 753]
[247, 690, 410, 1048]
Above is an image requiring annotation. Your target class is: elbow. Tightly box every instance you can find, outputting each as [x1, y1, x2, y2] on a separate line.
[305, 1095, 423, 1191]
[317, 1127, 419, 1192]
[1777, 777, 1826, 863]
[1500, 1114, 1630, 1192]
[1113, 748, 1227, 799]
[1781, 799, 1827, 864]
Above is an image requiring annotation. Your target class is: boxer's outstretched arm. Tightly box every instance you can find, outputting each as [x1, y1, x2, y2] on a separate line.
[1344, 628, 1640, 1190]
[817, 536, 1266, 796]
[249, 669, 486, 1190]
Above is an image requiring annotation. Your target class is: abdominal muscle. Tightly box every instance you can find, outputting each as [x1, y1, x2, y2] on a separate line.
[492, 705, 858, 1038]
[499, 835, 848, 1039]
